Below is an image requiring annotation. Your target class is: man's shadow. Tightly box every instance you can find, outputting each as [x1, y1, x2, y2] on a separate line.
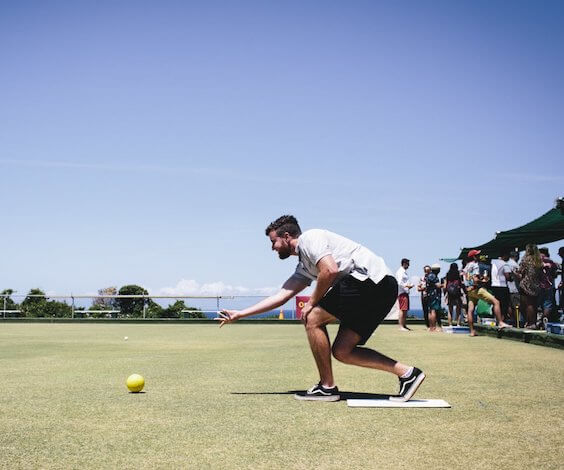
[231, 390, 391, 400]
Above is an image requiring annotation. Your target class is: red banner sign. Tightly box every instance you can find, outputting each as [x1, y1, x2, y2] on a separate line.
[295, 296, 310, 320]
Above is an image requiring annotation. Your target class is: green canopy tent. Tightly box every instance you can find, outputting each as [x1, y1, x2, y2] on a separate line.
[454, 198, 564, 260]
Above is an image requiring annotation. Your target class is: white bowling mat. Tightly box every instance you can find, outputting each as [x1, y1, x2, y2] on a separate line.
[347, 399, 451, 408]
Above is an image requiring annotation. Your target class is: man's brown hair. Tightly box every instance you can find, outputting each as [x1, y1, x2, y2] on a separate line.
[265, 215, 302, 237]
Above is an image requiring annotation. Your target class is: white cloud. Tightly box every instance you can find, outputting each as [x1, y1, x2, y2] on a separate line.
[152, 279, 278, 297]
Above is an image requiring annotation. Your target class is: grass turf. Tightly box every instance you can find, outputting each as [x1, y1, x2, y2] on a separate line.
[0, 323, 562, 469]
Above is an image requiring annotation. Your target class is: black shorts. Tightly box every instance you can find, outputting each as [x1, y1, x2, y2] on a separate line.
[318, 274, 398, 345]
[490, 286, 510, 314]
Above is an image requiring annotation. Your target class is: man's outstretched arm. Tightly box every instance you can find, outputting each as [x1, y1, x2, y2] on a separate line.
[215, 276, 310, 327]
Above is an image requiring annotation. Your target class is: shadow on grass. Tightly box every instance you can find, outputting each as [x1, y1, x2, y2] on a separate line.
[231, 391, 391, 401]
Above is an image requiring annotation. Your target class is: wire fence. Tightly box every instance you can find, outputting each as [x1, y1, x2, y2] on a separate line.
[0, 294, 300, 319]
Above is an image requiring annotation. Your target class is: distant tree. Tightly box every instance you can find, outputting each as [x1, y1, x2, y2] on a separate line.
[116, 285, 149, 317]
[92, 287, 118, 310]
[179, 304, 206, 319]
[139, 300, 206, 319]
[147, 300, 206, 318]
[74, 307, 86, 318]
[42, 300, 73, 318]
[146, 302, 164, 318]
[162, 300, 186, 318]
[1, 288, 15, 298]
[88, 304, 115, 318]
[21, 288, 47, 317]
[1, 289, 19, 314]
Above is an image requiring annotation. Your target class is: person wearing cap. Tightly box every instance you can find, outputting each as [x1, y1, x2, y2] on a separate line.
[463, 250, 510, 336]
[426, 264, 443, 331]
[395, 258, 414, 331]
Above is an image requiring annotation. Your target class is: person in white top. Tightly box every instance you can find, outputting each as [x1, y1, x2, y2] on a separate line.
[395, 259, 414, 331]
[216, 215, 426, 402]
[490, 251, 513, 323]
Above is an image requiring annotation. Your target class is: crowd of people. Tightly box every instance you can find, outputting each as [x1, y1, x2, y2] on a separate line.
[395, 245, 564, 336]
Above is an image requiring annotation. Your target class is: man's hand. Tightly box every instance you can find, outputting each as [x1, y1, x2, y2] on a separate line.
[301, 303, 314, 324]
[215, 309, 240, 328]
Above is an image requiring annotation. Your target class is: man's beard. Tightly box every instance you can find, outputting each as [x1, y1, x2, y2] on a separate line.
[278, 249, 291, 259]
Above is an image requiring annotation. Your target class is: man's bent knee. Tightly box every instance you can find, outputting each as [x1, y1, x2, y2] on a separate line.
[332, 343, 353, 363]
[304, 306, 335, 329]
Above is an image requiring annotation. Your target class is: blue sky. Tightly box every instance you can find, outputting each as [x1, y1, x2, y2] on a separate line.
[1, 1, 563, 299]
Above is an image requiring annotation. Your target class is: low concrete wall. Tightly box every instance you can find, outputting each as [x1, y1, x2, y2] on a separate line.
[475, 324, 564, 349]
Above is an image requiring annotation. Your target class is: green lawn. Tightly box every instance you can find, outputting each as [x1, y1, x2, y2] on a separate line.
[1, 323, 562, 469]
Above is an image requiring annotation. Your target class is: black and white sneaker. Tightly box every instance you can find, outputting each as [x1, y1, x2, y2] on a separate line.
[389, 367, 425, 402]
[294, 383, 340, 402]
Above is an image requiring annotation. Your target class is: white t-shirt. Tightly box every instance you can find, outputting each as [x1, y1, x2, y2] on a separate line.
[463, 261, 480, 287]
[395, 266, 410, 295]
[491, 259, 511, 288]
[292, 229, 392, 286]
